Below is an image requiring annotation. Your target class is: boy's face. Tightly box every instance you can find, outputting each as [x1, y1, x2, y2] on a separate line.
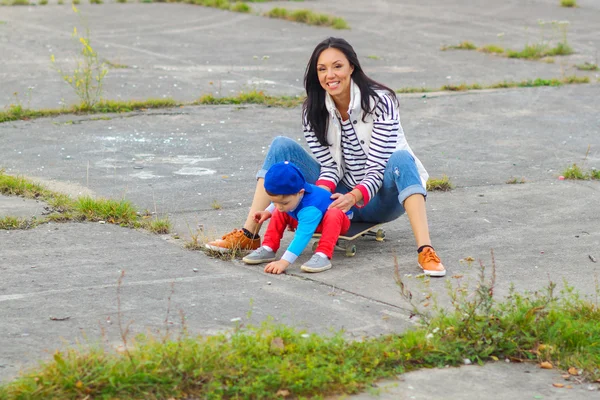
[268, 190, 304, 213]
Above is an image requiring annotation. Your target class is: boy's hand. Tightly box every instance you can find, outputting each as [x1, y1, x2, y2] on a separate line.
[264, 259, 290, 274]
[253, 210, 272, 223]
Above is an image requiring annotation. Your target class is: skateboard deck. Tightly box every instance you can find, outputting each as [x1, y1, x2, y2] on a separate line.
[312, 222, 385, 256]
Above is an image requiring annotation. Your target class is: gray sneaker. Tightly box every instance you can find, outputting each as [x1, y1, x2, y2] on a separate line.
[300, 254, 332, 273]
[242, 246, 277, 265]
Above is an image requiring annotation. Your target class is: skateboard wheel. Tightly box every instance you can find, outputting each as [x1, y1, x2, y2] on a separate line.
[375, 229, 385, 241]
[312, 241, 318, 252]
[345, 244, 357, 257]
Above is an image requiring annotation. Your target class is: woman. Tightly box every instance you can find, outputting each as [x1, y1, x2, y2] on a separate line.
[206, 37, 445, 276]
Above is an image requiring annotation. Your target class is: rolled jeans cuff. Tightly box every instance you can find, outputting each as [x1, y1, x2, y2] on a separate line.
[398, 184, 427, 205]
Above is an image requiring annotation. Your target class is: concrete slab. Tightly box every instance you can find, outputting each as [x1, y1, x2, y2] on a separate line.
[1, 1, 599, 109]
[0, 195, 45, 218]
[346, 362, 599, 399]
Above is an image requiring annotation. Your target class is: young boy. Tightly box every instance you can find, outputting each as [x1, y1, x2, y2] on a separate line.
[242, 161, 351, 274]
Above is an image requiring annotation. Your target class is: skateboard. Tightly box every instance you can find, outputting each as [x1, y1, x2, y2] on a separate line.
[311, 222, 385, 257]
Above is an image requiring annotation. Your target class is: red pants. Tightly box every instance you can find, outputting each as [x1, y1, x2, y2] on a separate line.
[263, 208, 351, 259]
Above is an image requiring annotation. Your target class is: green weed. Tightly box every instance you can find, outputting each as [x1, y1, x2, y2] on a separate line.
[506, 177, 526, 184]
[265, 7, 349, 29]
[51, 5, 108, 109]
[211, 200, 222, 210]
[562, 164, 600, 180]
[74, 196, 138, 225]
[10, 0, 29, 4]
[0, 172, 50, 199]
[229, 1, 249, 12]
[478, 44, 504, 54]
[426, 175, 453, 191]
[195, 90, 302, 107]
[396, 87, 434, 94]
[103, 60, 129, 69]
[576, 62, 598, 71]
[142, 216, 172, 234]
[0, 171, 175, 234]
[440, 41, 476, 51]
[46, 193, 76, 213]
[560, 0, 577, 7]
[445, 21, 574, 61]
[563, 163, 587, 179]
[0, 216, 35, 230]
[367, 55, 382, 60]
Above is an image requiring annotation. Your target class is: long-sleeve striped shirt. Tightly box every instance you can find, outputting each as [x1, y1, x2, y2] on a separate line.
[303, 92, 400, 205]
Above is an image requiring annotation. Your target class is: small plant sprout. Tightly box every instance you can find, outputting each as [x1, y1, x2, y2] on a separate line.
[506, 177, 526, 184]
[211, 200, 222, 210]
[51, 6, 108, 110]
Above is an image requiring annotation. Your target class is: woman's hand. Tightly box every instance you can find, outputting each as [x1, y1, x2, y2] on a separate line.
[328, 192, 357, 213]
[253, 210, 272, 224]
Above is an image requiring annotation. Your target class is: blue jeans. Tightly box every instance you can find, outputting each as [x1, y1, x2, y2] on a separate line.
[257, 136, 427, 223]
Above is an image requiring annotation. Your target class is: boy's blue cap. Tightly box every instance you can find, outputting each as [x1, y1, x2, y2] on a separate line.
[264, 161, 311, 195]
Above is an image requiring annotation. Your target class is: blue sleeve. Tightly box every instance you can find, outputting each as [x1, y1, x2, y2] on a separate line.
[281, 206, 323, 264]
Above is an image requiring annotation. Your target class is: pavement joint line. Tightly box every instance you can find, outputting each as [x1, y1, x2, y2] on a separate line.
[284, 271, 415, 318]
[0, 274, 231, 303]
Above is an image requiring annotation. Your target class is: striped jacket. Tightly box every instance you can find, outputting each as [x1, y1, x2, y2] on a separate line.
[303, 80, 428, 206]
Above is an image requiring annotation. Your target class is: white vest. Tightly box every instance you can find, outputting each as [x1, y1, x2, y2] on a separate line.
[323, 80, 429, 188]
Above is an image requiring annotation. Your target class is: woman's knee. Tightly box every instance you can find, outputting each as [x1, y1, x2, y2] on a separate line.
[269, 136, 300, 153]
[387, 150, 415, 169]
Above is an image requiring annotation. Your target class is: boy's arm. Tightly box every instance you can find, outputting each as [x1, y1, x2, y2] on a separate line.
[280, 206, 322, 264]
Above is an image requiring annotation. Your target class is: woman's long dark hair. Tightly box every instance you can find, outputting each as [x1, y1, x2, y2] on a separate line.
[303, 37, 397, 147]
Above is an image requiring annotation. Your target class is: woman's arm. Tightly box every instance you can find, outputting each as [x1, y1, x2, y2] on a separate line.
[354, 93, 400, 205]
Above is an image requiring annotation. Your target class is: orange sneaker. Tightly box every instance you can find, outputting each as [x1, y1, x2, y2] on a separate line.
[418, 247, 446, 277]
[205, 228, 260, 253]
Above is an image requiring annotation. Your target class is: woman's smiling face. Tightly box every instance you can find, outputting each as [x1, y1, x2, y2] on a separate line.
[317, 47, 354, 99]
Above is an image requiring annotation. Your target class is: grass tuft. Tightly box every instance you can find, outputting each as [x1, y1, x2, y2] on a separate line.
[562, 164, 600, 180]
[576, 62, 598, 71]
[0, 171, 170, 234]
[560, 0, 577, 7]
[265, 7, 349, 29]
[478, 44, 505, 54]
[194, 90, 302, 108]
[426, 175, 453, 191]
[142, 217, 172, 234]
[74, 196, 138, 225]
[0, 216, 35, 230]
[229, 1, 250, 12]
[506, 177, 526, 184]
[440, 41, 477, 51]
